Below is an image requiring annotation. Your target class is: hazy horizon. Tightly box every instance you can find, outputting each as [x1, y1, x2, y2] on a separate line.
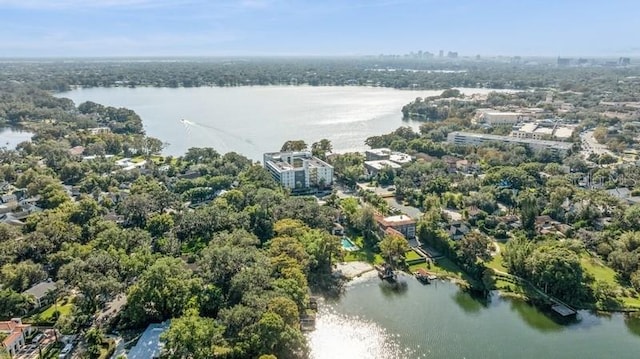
[1, 0, 639, 58]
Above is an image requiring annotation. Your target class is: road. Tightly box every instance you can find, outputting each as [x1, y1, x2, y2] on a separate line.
[580, 130, 618, 159]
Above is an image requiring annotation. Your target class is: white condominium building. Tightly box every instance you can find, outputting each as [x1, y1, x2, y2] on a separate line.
[263, 151, 333, 190]
[447, 131, 573, 157]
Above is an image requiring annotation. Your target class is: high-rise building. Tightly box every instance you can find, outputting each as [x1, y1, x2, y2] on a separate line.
[263, 151, 333, 190]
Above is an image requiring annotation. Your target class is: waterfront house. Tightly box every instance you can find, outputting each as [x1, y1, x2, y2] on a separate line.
[375, 214, 416, 239]
[448, 221, 470, 241]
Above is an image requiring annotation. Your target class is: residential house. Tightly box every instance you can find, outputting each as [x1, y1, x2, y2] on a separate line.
[534, 215, 571, 236]
[22, 280, 58, 309]
[497, 215, 521, 230]
[0, 213, 25, 226]
[375, 214, 416, 239]
[0, 318, 34, 358]
[441, 156, 461, 174]
[1, 194, 17, 204]
[68, 146, 85, 157]
[364, 160, 401, 179]
[448, 221, 470, 240]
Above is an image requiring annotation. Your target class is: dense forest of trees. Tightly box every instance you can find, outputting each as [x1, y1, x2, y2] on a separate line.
[1, 58, 639, 94]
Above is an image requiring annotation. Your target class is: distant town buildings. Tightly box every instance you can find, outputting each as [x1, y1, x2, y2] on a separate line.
[87, 127, 111, 135]
[447, 131, 573, 156]
[263, 151, 333, 190]
[472, 109, 527, 126]
[510, 121, 576, 141]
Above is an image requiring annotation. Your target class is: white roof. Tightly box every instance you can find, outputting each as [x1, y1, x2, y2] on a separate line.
[364, 160, 401, 170]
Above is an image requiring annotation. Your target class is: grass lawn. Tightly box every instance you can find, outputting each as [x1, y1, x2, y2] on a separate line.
[41, 300, 73, 318]
[429, 257, 481, 287]
[485, 243, 508, 273]
[405, 249, 422, 261]
[343, 249, 384, 265]
[342, 236, 385, 265]
[28, 298, 74, 325]
[408, 262, 427, 272]
[580, 253, 640, 309]
[581, 255, 617, 283]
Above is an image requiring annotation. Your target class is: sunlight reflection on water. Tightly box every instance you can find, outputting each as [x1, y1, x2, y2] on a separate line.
[308, 305, 412, 359]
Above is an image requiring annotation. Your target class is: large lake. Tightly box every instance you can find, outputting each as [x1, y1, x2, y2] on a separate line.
[310, 274, 640, 359]
[58, 86, 497, 160]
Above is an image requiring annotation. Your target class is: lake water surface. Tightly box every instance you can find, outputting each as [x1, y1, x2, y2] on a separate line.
[58, 86, 496, 160]
[309, 274, 640, 359]
[0, 127, 33, 149]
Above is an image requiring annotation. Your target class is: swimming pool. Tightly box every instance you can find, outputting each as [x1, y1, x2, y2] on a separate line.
[341, 237, 360, 252]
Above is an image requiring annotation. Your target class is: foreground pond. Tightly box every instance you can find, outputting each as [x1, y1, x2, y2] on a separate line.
[309, 273, 640, 359]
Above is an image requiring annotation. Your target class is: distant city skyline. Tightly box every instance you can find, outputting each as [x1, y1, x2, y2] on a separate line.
[1, 0, 639, 57]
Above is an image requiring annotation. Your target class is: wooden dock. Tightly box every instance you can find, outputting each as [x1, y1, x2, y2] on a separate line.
[551, 302, 577, 317]
[375, 263, 397, 281]
[414, 268, 437, 284]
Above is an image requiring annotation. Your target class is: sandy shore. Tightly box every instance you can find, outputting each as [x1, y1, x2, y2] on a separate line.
[334, 261, 375, 279]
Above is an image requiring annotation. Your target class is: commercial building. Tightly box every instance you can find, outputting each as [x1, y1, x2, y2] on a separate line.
[510, 121, 576, 141]
[472, 110, 526, 126]
[447, 131, 573, 157]
[1, 318, 34, 358]
[263, 151, 333, 190]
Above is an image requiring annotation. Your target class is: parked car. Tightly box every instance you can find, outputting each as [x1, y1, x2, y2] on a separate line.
[31, 333, 44, 344]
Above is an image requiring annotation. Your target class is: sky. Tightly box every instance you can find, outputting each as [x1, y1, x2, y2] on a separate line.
[0, 0, 639, 57]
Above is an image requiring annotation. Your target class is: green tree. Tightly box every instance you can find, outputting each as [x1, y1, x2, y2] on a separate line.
[126, 257, 201, 326]
[85, 328, 105, 359]
[311, 139, 332, 160]
[280, 140, 308, 152]
[379, 233, 410, 265]
[162, 307, 226, 359]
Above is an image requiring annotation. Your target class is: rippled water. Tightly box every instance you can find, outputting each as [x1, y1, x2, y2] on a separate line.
[57, 86, 499, 160]
[310, 273, 640, 359]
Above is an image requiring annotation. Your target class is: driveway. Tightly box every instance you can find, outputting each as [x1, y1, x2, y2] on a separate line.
[385, 197, 423, 219]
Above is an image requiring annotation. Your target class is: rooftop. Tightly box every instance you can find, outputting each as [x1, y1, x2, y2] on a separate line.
[364, 160, 401, 170]
[127, 321, 170, 359]
[449, 131, 573, 150]
[382, 214, 416, 225]
[23, 280, 57, 299]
